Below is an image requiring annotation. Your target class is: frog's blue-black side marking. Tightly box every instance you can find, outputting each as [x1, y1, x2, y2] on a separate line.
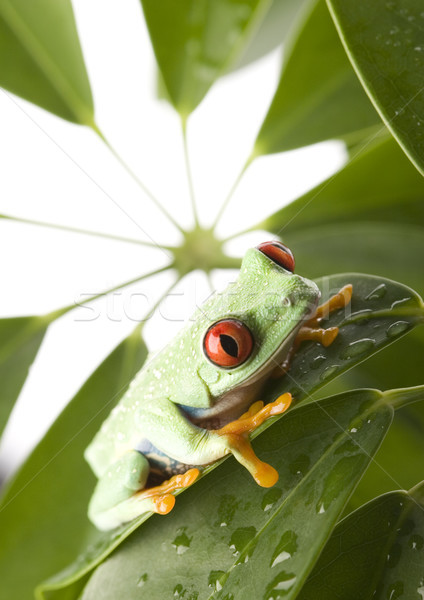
[136, 438, 194, 478]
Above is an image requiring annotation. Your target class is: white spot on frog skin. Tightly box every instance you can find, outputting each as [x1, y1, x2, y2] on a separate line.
[153, 369, 162, 379]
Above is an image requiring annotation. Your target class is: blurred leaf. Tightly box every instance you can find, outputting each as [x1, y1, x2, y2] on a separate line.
[139, 0, 271, 117]
[327, 0, 424, 176]
[254, 0, 380, 155]
[71, 390, 393, 600]
[37, 273, 424, 598]
[0, 315, 51, 436]
[0, 0, 94, 124]
[300, 482, 424, 599]
[0, 326, 148, 600]
[233, 0, 310, 70]
[258, 136, 424, 236]
[289, 223, 424, 300]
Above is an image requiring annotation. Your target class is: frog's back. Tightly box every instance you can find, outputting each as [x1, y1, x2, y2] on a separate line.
[84, 324, 206, 477]
[84, 363, 154, 477]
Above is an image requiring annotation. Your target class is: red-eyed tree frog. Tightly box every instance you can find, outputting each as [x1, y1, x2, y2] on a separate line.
[85, 242, 352, 530]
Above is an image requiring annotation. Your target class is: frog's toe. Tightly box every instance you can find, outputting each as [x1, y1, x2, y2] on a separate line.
[152, 494, 175, 515]
[218, 393, 292, 436]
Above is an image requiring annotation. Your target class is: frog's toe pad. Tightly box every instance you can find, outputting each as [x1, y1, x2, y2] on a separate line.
[175, 467, 200, 488]
[153, 494, 175, 515]
[254, 462, 279, 488]
[139, 468, 200, 516]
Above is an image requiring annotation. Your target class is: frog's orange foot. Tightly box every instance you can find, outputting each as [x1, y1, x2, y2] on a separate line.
[218, 393, 292, 436]
[273, 285, 353, 378]
[136, 468, 200, 515]
[215, 394, 291, 488]
[306, 284, 353, 327]
[296, 325, 339, 347]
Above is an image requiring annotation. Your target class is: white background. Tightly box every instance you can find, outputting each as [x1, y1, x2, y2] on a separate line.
[0, 0, 345, 477]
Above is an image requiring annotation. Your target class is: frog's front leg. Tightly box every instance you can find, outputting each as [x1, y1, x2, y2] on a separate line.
[273, 284, 353, 376]
[89, 394, 291, 530]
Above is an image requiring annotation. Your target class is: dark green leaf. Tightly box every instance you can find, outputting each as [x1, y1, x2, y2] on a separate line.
[264, 273, 424, 405]
[0, 0, 94, 124]
[0, 315, 51, 436]
[327, 0, 424, 175]
[300, 482, 424, 599]
[140, 0, 270, 117]
[0, 326, 148, 600]
[37, 273, 424, 598]
[254, 0, 380, 155]
[321, 329, 424, 511]
[258, 136, 424, 237]
[76, 390, 393, 600]
[349, 400, 424, 512]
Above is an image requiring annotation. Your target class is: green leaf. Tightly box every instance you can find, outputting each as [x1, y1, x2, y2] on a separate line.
[37, 273, 424, 598]
[327, 0, 424, 176]
[0, 315, 51, 436]
[350, 400, 424, 512]
[0, 0, 94, 124]
[299, 482, 424, 599]
[253, 0, 380, 155]
[73, 390, 393, 600]
[139, 0, 271, 117]
[322, 329, 424, 511]
[0, 326, 147, 600]
[258, 135, 424, 236]
[264, 273, 424, 405]
[233, 0, 310, 70]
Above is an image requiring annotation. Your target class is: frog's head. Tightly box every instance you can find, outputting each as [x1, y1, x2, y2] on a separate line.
[196, 241, 321, 398]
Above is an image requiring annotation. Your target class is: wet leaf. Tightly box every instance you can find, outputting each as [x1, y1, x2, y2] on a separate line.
[254, 0, 380, 155]
[36, 273, 424, 598]
[327, 0, 424, 175]
[299, 482, 424, 599]
[263, 273, 424, 405]
[258, 136, 424, 237]
[322, 329, 424, 512]
[139, 0, 270, 116]
[71, 389, 394, 600]
[0, 327, 148, 600]
[0, 315, 51, 436]
[0, 0, 94, 124]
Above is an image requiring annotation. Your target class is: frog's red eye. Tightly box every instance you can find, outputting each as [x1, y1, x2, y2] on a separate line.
[257, 241, 295, 273]
[203, 319, 253, 368]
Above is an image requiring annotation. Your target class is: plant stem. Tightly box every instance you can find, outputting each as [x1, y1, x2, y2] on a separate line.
[0, 213, 172, 249]
[221, 224, 258, 243]
[211, 153, 253, 231]
[49, 264, 173, 320]
[384, 384, 424, 410]
[142, 273, 183, 325]
[181, 117, 199, 227]
[93, 124, 185, 234]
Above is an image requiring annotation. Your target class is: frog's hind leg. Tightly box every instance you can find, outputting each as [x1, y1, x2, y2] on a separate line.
[273, 284, 353, 377]
[88, 450, 199, 530]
